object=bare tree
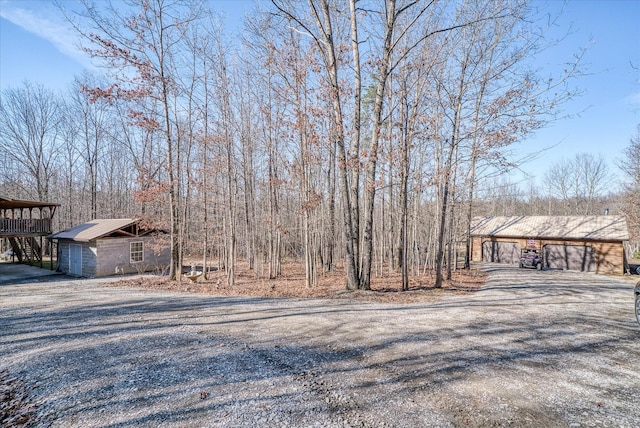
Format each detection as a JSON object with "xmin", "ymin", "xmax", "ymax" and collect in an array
[
  {"xmin": 271, "ymin": 0, "xmax": 362, "ymax": 290},
  {"xmin": 21, "ymin": 0, "xmax": 598, "ymax": 291},
  {"xmin": 71, "ymin": 0, "xmax": 203, "ymax": 280},
  {"xmin": 66, "ymin": 72, "xmax": 113, "ymax": 220},
  {"xmin": 618, "ymin": 125, "xmax": 640, "ymax": 252},
  {"xmin": 0, "ymin": 82, "xmax": 62, "ymax": 201},
  {"xmin": 430, "ymin": 0, "xmax": 585, "ymax": 285},
  {"xmin": 544, "ymin": 153, "xmax": 612, "ymax": 215}
]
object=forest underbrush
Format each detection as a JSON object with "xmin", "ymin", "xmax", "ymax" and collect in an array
[{"xmin": 112, "ymin": 262, "xmax": 487, "ymax": 304}]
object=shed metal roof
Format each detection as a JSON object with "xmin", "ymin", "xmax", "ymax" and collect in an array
[
  {"xmin": 470, "ymin": 216, "xmax": 629, "ymax": 242},
  {"xmin": 49, "ymin": 219, "xmax": 139, "ymax": 242},
  {"xmin": 0, "ymin": 195, "xmax": 60, "ymax": 210}
]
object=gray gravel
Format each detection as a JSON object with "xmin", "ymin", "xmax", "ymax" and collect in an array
[{"xmin": 1, "ymin": 265, "xmax": 639, "ymax": 427}]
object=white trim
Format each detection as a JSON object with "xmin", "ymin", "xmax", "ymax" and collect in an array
[{"xmin": 130, "ymin": 241, "xmax": 144, "ymax": 263}]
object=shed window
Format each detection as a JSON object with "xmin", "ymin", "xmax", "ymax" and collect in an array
[{"xmin": 130, "ymin": 241, "xmax": 144, "ymax": 263}]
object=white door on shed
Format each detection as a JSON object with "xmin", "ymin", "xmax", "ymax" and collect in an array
[{"xmin": 69, "ymin": 244, "xmax": 82, "ymax": 276}]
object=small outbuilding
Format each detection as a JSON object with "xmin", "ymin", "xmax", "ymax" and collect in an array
[
  {"xmin": 470, "ymin": 216, "xmax": 629, "ymax": 275},
  {"xmin": 49, "ymin": 218, "xmax": 170, "ymax": 277}
]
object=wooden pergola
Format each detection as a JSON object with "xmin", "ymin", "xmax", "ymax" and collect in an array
[{"xmin": 0, "ymin": 195, "xmax": 59, "ymax": 267}]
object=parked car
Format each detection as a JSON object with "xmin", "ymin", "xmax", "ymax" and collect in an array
[
  {"xmin": 635, "ymin": 282, "xmax": 640, "ymax": 325},
  {"xmin": 519, "ymin": 248, "xmax": 542, "ymax": 270}
]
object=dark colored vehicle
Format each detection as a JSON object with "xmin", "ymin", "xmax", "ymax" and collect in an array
[
  {"xmin": 519, "ymin": 248, "xmax": 542, "ymax": 270},
  {"xmin": 635, "ymin": 282, "xmax": 640, "ymax": 325}
]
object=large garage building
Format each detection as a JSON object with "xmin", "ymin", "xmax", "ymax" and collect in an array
[{"xmin": 470, "ymin": 216, "xmax": 629, "ymax": 274}]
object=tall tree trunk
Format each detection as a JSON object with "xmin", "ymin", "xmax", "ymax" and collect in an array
[
  {"xmin": 267, "ymin": 145, "xmax": 281, "ymax": 280},
  {"xmin": 161, "ymin": 74, "xmax": 181, "ymax": 281},
  {"xmin": 308, "ymin": 0, "xmax": 360, "ymax": 290},
  {"xmin": 225, "ymin": 141, "xmax": 236, "ymax": 287},
  {"xmin": 324, "ymin": 136, "xmax": 336, "ymax": 272},
  {"xmin": 348, "ymin": 0, "xmax": 362, "ymax": 282},
  {"xmin": 361, "ymin": 0, "xmax": 396, "ymax": 291},
  {"xmin": 399, "ymin": 79, "xmax": 410, "ymax": 291},
  {"xmin": 434, "ymin": 167, "xmax": 450, "ymax": 288}
]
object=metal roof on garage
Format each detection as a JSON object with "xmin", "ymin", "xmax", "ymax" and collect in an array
[
  {"xmin": 470, "ymin": 216, "xmax": 629, "ymax": 242},
  {"xmin": 49, "ymin": 219, "xmax": 140, "ymax": 242}
]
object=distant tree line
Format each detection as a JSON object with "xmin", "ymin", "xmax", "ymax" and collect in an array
[{"xmin": 1, "ymin": 0, "xmax": 638, "ymax": 285}]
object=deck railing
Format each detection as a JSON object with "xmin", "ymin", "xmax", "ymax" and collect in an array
[{"xmin": 0, "ymin": 218, "xmax": 52, "ymax": 235}]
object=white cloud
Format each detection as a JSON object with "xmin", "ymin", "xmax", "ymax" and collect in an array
[
  {"xmin": 0, "ymin": 1, "xmax": 93, "ymax": 69},
  {"xmin": 626, "ymin": 90, "xmax": 640, "ymax": 106}
]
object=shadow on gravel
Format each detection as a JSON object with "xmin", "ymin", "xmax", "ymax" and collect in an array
[
  {"xmin": 1, "ymin": 296, "xmax": 369, "ymax": 425},
  {"xmin": 0, "ymin": 273, "xmax": 68, "ymax": 286},
  {"xmin": 1, "ymin": 265, "xmax": 639, "ymax": 426}
]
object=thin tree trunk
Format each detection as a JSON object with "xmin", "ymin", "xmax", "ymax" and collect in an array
[
  {"xmin": 399, "ymin": 79, "xmax": 410, "ymax": 291},
  {"xmin": 361, "ymin": 0, "xmax": 396, "ymax": 291},
  {"xmin": 348, "ymin": 0, "xmax": 361, "ymax": 283},
  {"xmin": 309, "ymin": 0, "xmax": 359, "ymax": 290}
]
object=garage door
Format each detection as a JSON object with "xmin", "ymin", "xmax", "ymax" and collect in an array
[
  {"xmin": 482, "ymin": 241, "xmax": 521, "ymax": 264},
  {"xmin": 544, "ymin": 245, "xmax": 594, "ymax": 272}
]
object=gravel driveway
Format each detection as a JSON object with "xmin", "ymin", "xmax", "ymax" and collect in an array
[{"xmin": 1, "ymin": 265, "xmax": 639, "ymax": 427}]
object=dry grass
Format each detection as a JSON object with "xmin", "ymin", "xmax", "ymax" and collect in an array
[{"xmin": 112, "ymin": 262, "xmax": 486, "ymax": 304}]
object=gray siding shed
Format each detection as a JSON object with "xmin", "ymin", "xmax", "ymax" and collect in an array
[{"xmin": 50, "ymin": 219, "xmax": 170, "ymax": 277}]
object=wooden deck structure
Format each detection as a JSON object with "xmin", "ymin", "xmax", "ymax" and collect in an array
[{"xmin": 0, "ymin": 195, "xmax": 59, "ymax": 267}]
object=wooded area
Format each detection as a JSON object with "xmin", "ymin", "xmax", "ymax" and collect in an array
[{"xmin": 1, "ymin": 0, "xmax": 638, "ymax": 286}]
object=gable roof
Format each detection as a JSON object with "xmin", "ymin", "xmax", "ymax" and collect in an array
[
  {"xmin": 49, "ymin": 219, "xmax": 140, "ymax": 242},
  {"xmin": 470, "ymin": 216, "xmax": 629, "ymax": 242}
]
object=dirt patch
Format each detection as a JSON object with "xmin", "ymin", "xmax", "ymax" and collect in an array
[
  {"xmin": 1, "ymin": 370, "xmax": 39, "ymax": 427},
  {"xmin": 111, "ymin": 262, "xmax": 486, "ymax": 303}
]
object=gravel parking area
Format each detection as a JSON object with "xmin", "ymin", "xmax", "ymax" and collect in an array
[{"xmin": 1, "ymin": 265, "xmax": 639, "ymax": 427}]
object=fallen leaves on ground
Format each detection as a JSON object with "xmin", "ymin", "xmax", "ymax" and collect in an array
[
  {"xmin": 0, "ymin": 371, "xmax": 38, "ymax": 428},
  {"xmin": 112, "ymin": 262, "xmax": 486, "ymax": 304}
]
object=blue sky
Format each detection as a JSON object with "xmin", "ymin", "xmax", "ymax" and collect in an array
[
  {"xmin": 509, "ymin": 0, "xmax": 640, "ymax": 191},
  {"xmin": 0, "ymin": 0, "xmax": 252, "ymax": 88},
  {"xmin": 1, "ymin": 0, "xmax": 639, "ymax": 191}
]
